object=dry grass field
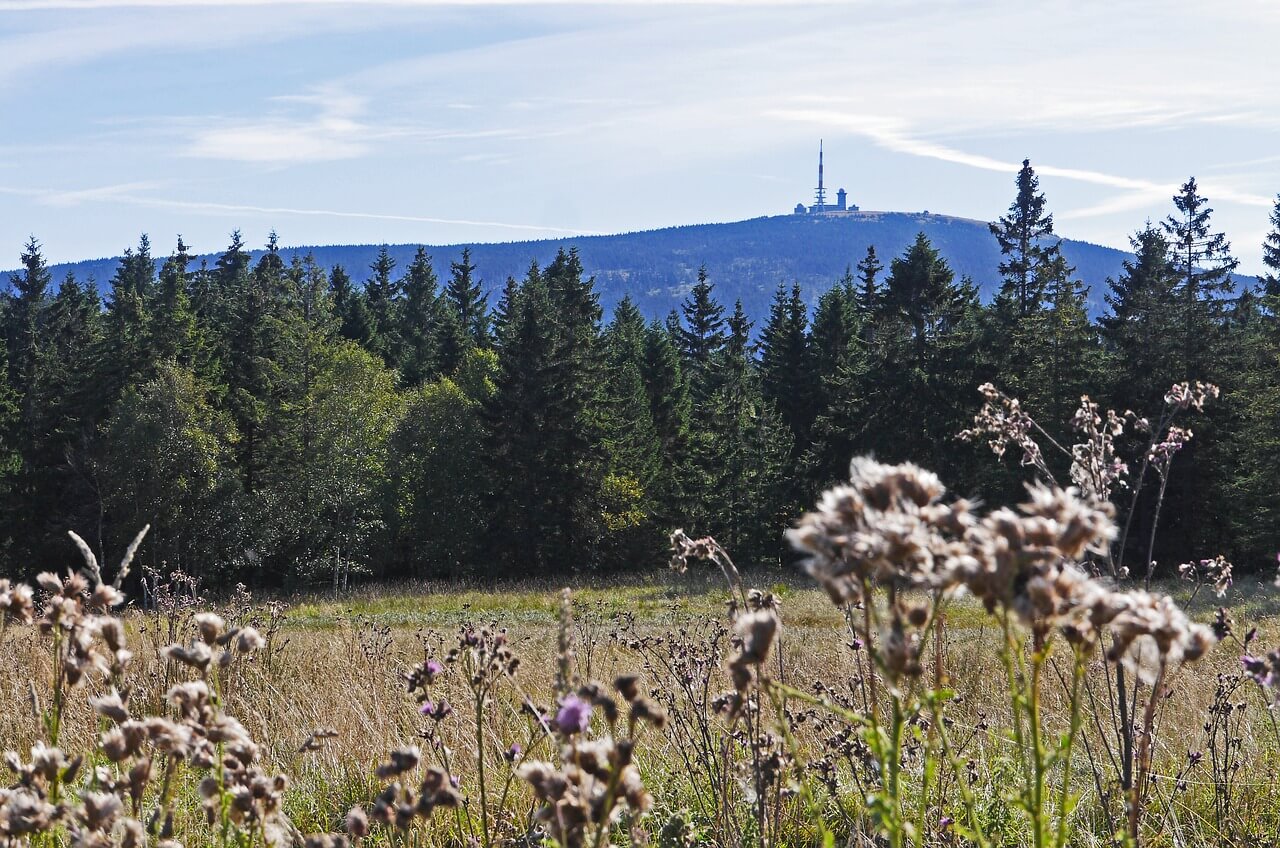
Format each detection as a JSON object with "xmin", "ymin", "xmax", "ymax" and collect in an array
[{"xmin": 4, "ymin": 556, "xmax": 1280, "ymax": 847}]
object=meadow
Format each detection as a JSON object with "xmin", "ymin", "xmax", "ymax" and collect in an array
[{"xmin": 4, "ymin": 540, "xmax": 1280, "ymax": 848}]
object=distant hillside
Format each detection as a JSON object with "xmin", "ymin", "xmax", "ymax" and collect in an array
[{"xmin": 25, "ymin": 212, "xmax": 1137, "ymax": 321}]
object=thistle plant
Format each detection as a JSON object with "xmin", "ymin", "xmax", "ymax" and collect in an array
[{"xmin": 962, "ymin": 380, "xmax": 1223, "ymax": 844}]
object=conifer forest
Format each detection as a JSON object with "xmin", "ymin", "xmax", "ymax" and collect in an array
[{"xmin": 2, "ymin": 166, "xmax": 1278, "ymax": 585}]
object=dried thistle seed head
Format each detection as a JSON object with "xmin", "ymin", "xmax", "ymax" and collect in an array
[
  {"xmin": 162, "ymin": 642, "xmax": 213, "ymax": 672},
  {"xmin": 734, "ymin": 610, "xmax": 779, "ymax": 667},
  {"xmin": 192, "ymin": 613, "xmax": 224, "ymax": 645},
  {"xmin": 630, "ymin": 697, "xmax": 667, "ymax": 729},
  {"xmin": 614, "ymin": 674, "xmax": 641, "ymax": 702},
  {"xmin": 89, "ymin": 690, "xmax": 129, "ymax": 724},
  {"xmin": 77, "ymin": 791, "xmax": 122, "ymax": 832},
  {"xmin": 345, "ymin": 806, "xmax": 369, "ymax": 839},
  {"xmin": 375, "ymin": 746, "xmax": 420, "ymax": 779},
  {"xmin": 35, "ymin": 572, "xmax": 63, "ymax": 595},
  {"xmin": 0, "ymin": 583, "xmax": 35, "ymax": 625},
  {"xmin": 236, "ymin": 628, "xmax": 265, "ymax": 653},
  {"xmin": 87, "ymin": 582, "xmax": 125, "ymax": 612},
  {"xmin": 304, "ymin": 835, "xmax": 349, "ymax": 848}
]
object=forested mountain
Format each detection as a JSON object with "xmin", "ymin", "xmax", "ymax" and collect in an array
[
  {"xmin": 30, "ymin": 212, "xmax": 1138, "ymax": 321},
  {"xmin": 3, "ymin": 165, "xmax": 1279, "ymax": 588}
]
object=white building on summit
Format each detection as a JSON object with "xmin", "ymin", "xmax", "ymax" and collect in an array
[{"xmin": 793, "ymin": 141, "xmax": 858, "ymax": 215}]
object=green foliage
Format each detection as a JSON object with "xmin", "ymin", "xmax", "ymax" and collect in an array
[{"xmin": 2, "ymin": 164, "xmax": 1279, "ymax": 581}]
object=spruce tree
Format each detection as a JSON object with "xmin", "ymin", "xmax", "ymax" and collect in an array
[
  {"xmin": 1161, "ymin": 177, "xmax": 1238, "ymax": 379},
  {"xmin": 599, "ymin": 297, "xmax": 664, "ymax": 566},
  {"xmin": 990, "ymin": 158, "xmax": 1059, "ymax": 314},
  {"xmin": 759, "ymin": 282, "xmax": 814, "ymax": 444},
  {"xmin": 96, "ymin": 236, "xmax": 158, "ymax": 416},
  {"xmin": 1261, "ymin": 194, "xmax": 1280, "ymax": 297},
  {"xmin": 330, "ymin": 264, "xmax": 375, "ymax": 347},
  {"xmin": 365, "ymin": 246, "xmax": 402, "ymax": 367},
  {"xmin": 151, "ymin": 237, "xmax": 206, "ymax": 372},
  {"xmin": 481, "ymin": 256, "xmax": 608, "ymax": 573},
  {"xmin": 855, "ymin": 246, "xmax": 882, "ymax": 315},
  {"xmin": 398, "ymin": 247, "xmax": 443, "ymax": 386},
  {"xmin": 1101, "ymin": 224, "xmax": 1181, "ymax": 407},
  {"xmin": 446, "ymin": 247, "xmax": 490, "ymax": 347},
  {"xmin": 677, "ymin": 266, "xmax": 726, "ymax": 403}
]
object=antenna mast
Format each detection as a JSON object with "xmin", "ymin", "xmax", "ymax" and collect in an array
[{"xmin": 814, "ymin": 140, "xmax": 827, "ymax": 210}]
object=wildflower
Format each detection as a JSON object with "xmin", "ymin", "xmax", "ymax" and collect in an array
[{"xmin": 555, "ymin": 694, "xmax": 592, "ymax": 735}]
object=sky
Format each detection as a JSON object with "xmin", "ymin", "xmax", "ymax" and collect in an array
[{"xmin": 2, "ymin": 0, "xmax": 1279, "ymax": 274}]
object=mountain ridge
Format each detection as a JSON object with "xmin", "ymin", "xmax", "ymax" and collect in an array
[{"xmin": 15, "ymin": 212, "xmax": 1140, "ymax": 320}]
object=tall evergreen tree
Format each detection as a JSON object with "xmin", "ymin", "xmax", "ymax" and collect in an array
[
  {"xmin": 990, "ymin": 159, "xmax": 1059, "ymax": 314},
  {"xmin": 365, "ymin": 246, "xmax": 402, "ymax": 367},
  {"xmin": 678, "ymin": 267, "xmax": 726, "ymax": 403},
  {"xmin": 151, "ymin": 237, "xmax": 206, "ymax": 373},
  {"xmin": 330, "ymin": 264, "xmax": 375, "ymax": 348},
  {"xmin": 445, "ymin": 247, "xmax": 490, "ymax": 347},
  {"xmin": 1161, "ymin": 177, "xmax": 1238, "ymax": 379},
  {"xmin": 481, "ymin": 255, "xmax": 608, "ymax": 573},
  {"xmin": 855, "ymin": 246, "xmax": 882, "ymax": 315},
  {"xmin": 398, "ymin": 247, "xmax": 443, "ymax": 386},
  {"xmin": 1260, "ymin": 194, "xmax": 1280, "ymax": 297},
  {"xmin": 759, "ymin": 282, "xmax": 814, "ymax": 445},
  {"xmin": 1101, "ymin": 224, "xmax": 1182, "ymax": 407}
]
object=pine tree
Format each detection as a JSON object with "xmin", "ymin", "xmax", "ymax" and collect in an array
[
  {"xmin": 677, "ymin": 266, "xmax": 726, "ymax": 402},
  {"xmin": 1161, "ymin": 177, "xmax": 1238, "ymax": 379},
  {"xmin": 990, "ymin": 159, "xmax": 1059, "ymax": 314},
  {"xmin": 639, "ymin": 318, "xmax": 691, "ymax": 523},
  {"xmin": 759, "ymin": 282, "xmax": 814, "ymax": 444},
  {"xmin": 445, "ymin": 247, "xmax": 490, "ymax": 347},
  {"xmin": 398, "ymin": 247, "xmax": 443, "ymax": 386},
  {"xmin": 330, "ymin": 264, "xmax": 375, "ymax": 348},
  {"xmin": 364, "ymin": 246, "xmax": 402, "ymax": 367},
  {"xmin": 1101, "ymin": 224, "xmax": 1183, "ymax": 407},
  {"xmin": 855, "ymin": 246, "xmax": 882, "ymax": 315},
  {"xmin": 1261, "ymin": 194, "xmax": 1280, "ymax": 297}
]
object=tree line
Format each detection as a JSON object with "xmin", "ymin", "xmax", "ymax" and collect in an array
[{"xmin": 3, "ymin": 161, "xmax": 1280, "ymax": 585}]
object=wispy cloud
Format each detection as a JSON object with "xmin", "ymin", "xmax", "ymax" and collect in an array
[
  {"xmin": 183, "ymin": 91, "xmax": 370, "ymax": 163},
  {"xmin": 0, "ymin": 183, "xmax": 600, "ymax": 235}
]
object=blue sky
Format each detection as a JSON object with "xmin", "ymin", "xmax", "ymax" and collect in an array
[{"xmin": 3, "ymin": 0, "xmax": 1279, "ymax": 273}]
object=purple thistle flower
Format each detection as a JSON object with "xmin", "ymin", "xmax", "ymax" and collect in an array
[
  {"xmin": 555, "ymin": 694, "xmax": 592, "ymax": 735},
  {"xmin": 426, "ymin": 660, "xmax": 444, "ymax": 681}
]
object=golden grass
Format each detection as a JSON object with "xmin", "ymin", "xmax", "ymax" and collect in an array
[{"xmin": 4, "ymin": 567, "xmax": 1280, "ymax": 845}]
